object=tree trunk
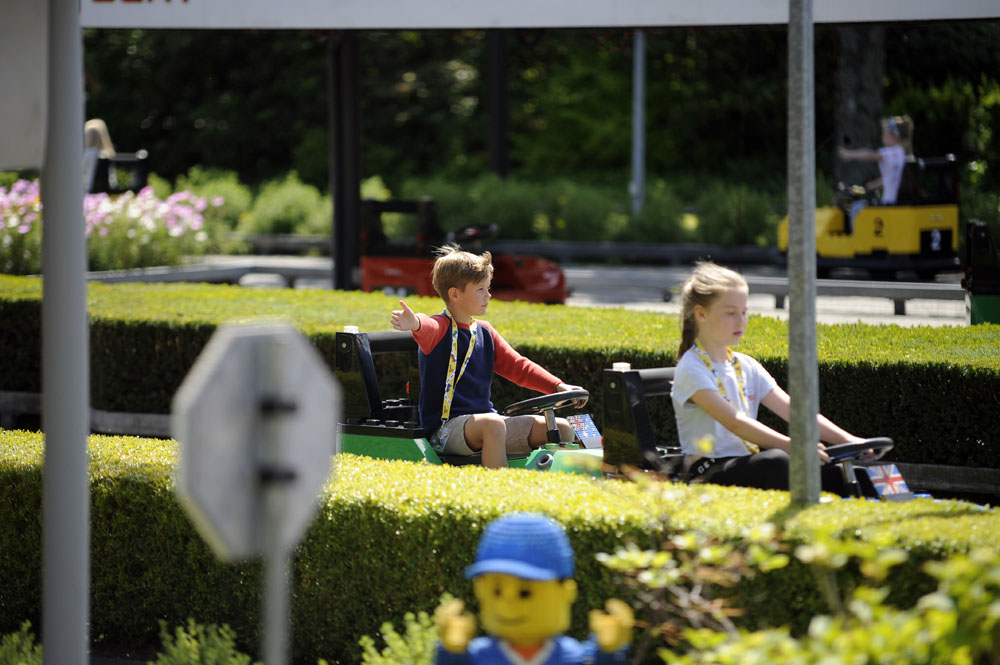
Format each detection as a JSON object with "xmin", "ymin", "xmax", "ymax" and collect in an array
[{"xmin": 834, "ymin": 24, "xmax": 885, "ymax": 188}]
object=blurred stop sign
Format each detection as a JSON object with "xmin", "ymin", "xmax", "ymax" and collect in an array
[{"xmin": 172, "ymin": 323, "xmax": 341, "ymax": 561}]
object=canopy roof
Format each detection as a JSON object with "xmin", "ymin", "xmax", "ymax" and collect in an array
[{"xmin": 81, "ymin": 0, "xmax": 1000, "ymax": 30}]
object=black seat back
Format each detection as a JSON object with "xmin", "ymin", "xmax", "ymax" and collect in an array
[
  {"xmin": 335, "ymin": 330, "xmax": 419, "ymax": 422},
  {"xmin": 602, "ymin": 367, "xmax": 679, "ymax": 470}
]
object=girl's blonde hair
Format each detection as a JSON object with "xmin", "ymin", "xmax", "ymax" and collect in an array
[
  {"xmin": 883, "ymin": 114, "xmax": 914, "ymax": 156},
  {"xmin": 84, "ymin": 118, "xmax": 116, "ymax": 158},
  {"xmin": 431, "ymin": 243, "xmax": 494, "ymax": 304},
  {"xmin": 677, "ymin": 261, "xmax": 748, "ymax": 358}
]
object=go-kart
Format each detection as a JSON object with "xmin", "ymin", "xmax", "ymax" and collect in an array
[
  {"xmin": 358, "ymin": 198, "xmax": 568, "ymax": 304},
  {"xmin": 777, "ymin": 155, "xmax": 960, "ymax": 279},
  {"xmin": 602, "ymin": 365, "xmax": 916, "ymax": 500},
  {"xmin": 335, "ymin": 329, "xmax": 600, "ymax": 475},
  {"xmin": 335, "ymin": 329, "xmax": 917, "ymax": 499}
]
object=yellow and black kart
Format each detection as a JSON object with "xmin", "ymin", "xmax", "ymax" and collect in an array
[{"xmin": 779, "ymin": 156, "xmax": 960, "ymax": 279}]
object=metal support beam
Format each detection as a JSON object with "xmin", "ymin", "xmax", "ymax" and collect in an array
[
  {"xmin": 329, "ymin": 31, "xmax": 361, "ymax": 290},
  {"xmin": 42, "ymin": 0, "xmax": 90, "ymax": 662},
  {"xmin": 787, "ymin": 0, "xmax": 820, "ymax": 503},
  {"xmin": 488, "ymin": 30, "xmax": 509, "ymax": 177},
  {"xmin": 630, "ymin": 28, "xmax": 646, "ymax": 216}
]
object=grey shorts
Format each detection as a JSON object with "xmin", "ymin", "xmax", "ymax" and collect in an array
[{"xmin": 430, "ymin": 414, "xmax": 537, "ymax": 456}]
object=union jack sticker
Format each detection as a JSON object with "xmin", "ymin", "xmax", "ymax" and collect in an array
[{"xmin": 865, "ymin": 464, "xmax": 912, "ymax": 497}]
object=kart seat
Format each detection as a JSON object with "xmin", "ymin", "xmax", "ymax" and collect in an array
[
  {"xmin": 335, "ymin": 329, "xmax": 423, "ymax": 426},
  {"xmin": 601, "ymin": 366, "xmax": 683, "ymax": 475}
]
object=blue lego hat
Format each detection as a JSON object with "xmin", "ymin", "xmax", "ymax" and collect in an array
[{"xmin": 465, "ymin": 513, "xmax": 574, "ymax": 581}]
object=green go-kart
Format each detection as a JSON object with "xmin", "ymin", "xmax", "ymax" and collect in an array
[
  {"xmin": 335, "ymin": 329, "xmax": 911, "ymax": 500},
  {"xmin": 334, "ymin": 329, "xmax": 604, "ymax": 475}
]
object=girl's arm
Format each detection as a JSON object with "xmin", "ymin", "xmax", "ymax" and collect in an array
[
  {"xmin": 689, "ymin": 388, "xmax": 792, "ymax": 453},
  {"xmin": 760, "ymin": 385, "xmax": 864, "ymax": 444},
  {"xmin": 838, "ymin": 146, "xmax": 881, "ymax": 162}
]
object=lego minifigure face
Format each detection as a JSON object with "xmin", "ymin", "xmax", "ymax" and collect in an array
[{"xmin": 473, "ymin": 573, "xmax": 578, "ymax": 647}]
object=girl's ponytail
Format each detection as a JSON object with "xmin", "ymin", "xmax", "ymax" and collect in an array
[{"xmin": 678, "ymin": 308, "xmax": 699, "ymax": 359}]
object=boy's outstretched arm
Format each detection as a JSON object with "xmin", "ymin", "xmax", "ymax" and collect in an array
[{"xmin": 391, "ymin": 300, "xmax": 421, "ymax": 332}]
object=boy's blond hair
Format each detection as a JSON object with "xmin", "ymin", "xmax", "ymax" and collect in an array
[{"xmin": 431, "ymin": 244, "xmax": 494, "ymax": 303}]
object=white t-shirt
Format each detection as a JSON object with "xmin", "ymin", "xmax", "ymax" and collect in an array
[
  {"xmin": 878, "ymin": 145, "xmax": 907, "ymax": 205},
  {"xmin": 671, "ymin": 347, "xmax": 777, "ymax": 458}
]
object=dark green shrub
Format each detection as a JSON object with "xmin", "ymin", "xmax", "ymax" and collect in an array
[
  {"xmin": 2, "ymin": 276, "xmax": 999, "ymax": 468},
  {"xmin": 693, "ymin": 182, "xmax": 780, "ymax": 247},
  {"xmin": 237, "ymin": 172, "xmax": 331, "ymax": 236},
  {"xmin": 2, "ymin": 430, "xmax": 999, "ymax": 664},
  {"xmin": 624, "ymin": 179, "xmax": 688, "ymax": 243},
  {"xmin": 175, "ymin": 167, "xmax": 254, "ymax": 232}
]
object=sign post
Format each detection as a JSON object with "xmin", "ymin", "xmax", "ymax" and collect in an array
[{"xmin": 172, "ymin": 323, "xmax": 341, "ymax": 665}]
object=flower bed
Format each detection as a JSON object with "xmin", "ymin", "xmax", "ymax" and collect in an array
[{"xmin": 0, "ymin": 179, "xmax": 219, "ymax": 274}]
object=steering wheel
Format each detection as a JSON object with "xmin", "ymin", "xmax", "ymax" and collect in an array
[
  {"xmin": 823, "ymin": 437, "xmax": 894, "ymax": 463},
  {"xmin": 503, "ymin": 390, "xmax": 589, "ymax": 417},
  {"xmin": 503, "ymin": 390, "xmax": 589, "ymax": 445}
]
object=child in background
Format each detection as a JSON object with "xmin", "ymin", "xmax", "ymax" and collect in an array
[
  {"xmin": 838, "ymin": 114, "xmax": 914, "ymax": 229},
  {"xmin": 670, "ymin": 262, "xmax": 866, "ymax": 493},
  {"xmin": 83, "ymin": 118, "xmax": 116, "ymax": 193},
  {"xmin": 391, "ymin": 244, "xmax": 585, "ymax": 469}
]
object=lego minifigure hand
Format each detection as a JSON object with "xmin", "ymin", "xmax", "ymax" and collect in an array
[
  {"xmin": 589, "ymin": 599, "xmax": 634, "ymax": 653},
  {"xmin": 435, "ymin": 598, "xmax": 476, "ymax": 653}
]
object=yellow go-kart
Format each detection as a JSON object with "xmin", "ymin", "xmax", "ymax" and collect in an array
[{"xmin": 778, "ymin": 156, "xmax": 960, "ymax": 279}]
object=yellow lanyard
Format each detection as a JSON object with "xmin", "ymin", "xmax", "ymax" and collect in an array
[
  {"xmin": 692, "ymin": 341, "xmax": 759, "ymax": 454},
  {"xmin": 441, "ymin": 310, "xmax": 478, "ymax": 422}
]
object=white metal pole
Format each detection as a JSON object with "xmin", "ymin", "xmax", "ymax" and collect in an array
[
  {"xmin": 41, "ymin": 0, "xmax": 90, "ymax": 662},
  {"xmin": 630, "ymin": 28, "xmax": 646, "ymax": 217},
  {"xmin": 787, "ymin": 0, "xmax": 820, "ymax": 503}
]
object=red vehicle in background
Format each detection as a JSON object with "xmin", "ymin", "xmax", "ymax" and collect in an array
[{"xmin": 359, "ymin": 198, "xmax": 568, "ymax": 304}]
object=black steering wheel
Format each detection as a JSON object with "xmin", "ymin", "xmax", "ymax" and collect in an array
[
  {"xmin": 503, "ymin": 390, "xmax": 589, "ymax": 445},
  {"xmin": 503, "ymin": 390, "xmax": 589, "ymax": 417},
  {"xmin": 823, "ymin": 437, "xmax": 894, "ymax": 463}
]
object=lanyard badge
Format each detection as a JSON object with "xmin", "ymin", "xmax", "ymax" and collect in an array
[
  {"xmin": 692, "ymin": 341, "xmax": 759, "ymax": 454},
  {"xmin": 441, "ymin": 310, "xmax": 478, "ymax": 422}
]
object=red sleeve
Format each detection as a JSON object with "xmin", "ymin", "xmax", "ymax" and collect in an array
[
  {"xmin": 488, "ymin": 324, "xmax": 563, "ymax": 394},
  {"xmin": 411, "ymin": 313, "xmax": 449, "ymax": 354}
]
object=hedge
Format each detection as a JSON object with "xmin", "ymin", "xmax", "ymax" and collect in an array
[
  {"xmin": 1, "ymin": 275, "xmax": 999, "ymax": 468},
  {"xmin": 1, "ymin": 430, "xmax": 998, "ymax": 663}
]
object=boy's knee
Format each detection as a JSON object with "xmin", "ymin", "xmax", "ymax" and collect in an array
[{"xmin": 473, "ymin": 413, "xmax": 506, "ymax": 437}]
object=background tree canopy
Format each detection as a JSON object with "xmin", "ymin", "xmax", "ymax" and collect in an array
[{"xmin": 83, "ymin": 23, "xmax": 1000, "ymax": 199}]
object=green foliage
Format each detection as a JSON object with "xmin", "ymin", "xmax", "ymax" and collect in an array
[
  {"xmin": 0, "ymin": 172, "xmax": 23, "ymax": 190},
  {"xmin": 150, "ymin": 620, "xmax": 257, "ymax": 665},
  {"xmin": 0, "ymin": 623, "xmax": 42, "ymax": 665},
  {"xmin": 2, "ymin": 430, "xmax": 999, "ymax": 664},
  {"xmin": 356, "ymin": 607, "xmax": 440, "ymax": 665},
  {"xmin": 660, "ymin": 547, "xmax": 1000, "ymax": 665},
  {"xmin": 692, "ymin": 183, "xmax": 781, "ymax": 247},
  {"xmin": 79, "ymin": 23, "xmax": 1000, "ymax": 231},
  {"xmin": 176, "ymin": 166, "xmax": 254, "ymax": 230},
  {"xmin": 173, "ymin": 166, "xmax": 254, "ymax": 254},
  {"xmin": 1, "ymin": 275, "xmax": 999, "ymax": 465},
  {"xmin": 623, "ymin": 180, "xmax": 687, "ymax": 243},
  {"xmin": 399, "ymin": 173, "xmax": 777, "ymax": 245},
  {"xmin": 237, "ymin": 172, "xmax": 332, "ymax": 236}
]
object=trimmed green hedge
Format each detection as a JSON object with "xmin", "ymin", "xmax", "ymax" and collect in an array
[
  {"xmin": 1, "ymin": 430, "xmax": 998, "ymax": 663},
  {"xmin": 1, "ymin": 275, "xmax": 999, "ymax": 468}
]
